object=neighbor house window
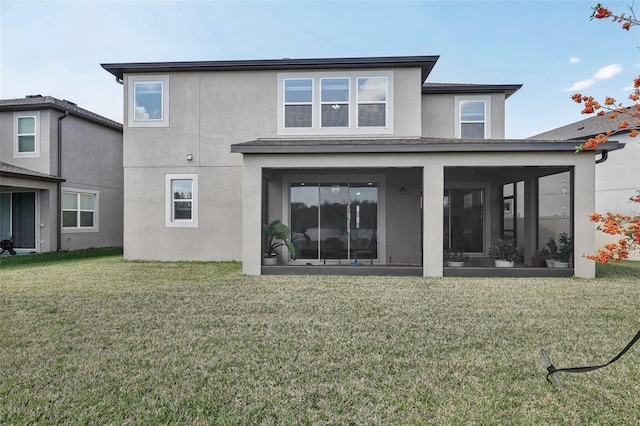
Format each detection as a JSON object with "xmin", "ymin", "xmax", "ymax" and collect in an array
[
  {"xmin": 13, "ymin": 112, "xmax": 40, "ymax": 158},
  {"xmin": 357, "ymin": 77, "xmax": 387, "ymax": 127},
  {"xmin": 284, "ymin": 79, "xmax": 313, "ymax": 128},
  {"xmin": 127, "ymin": 75, "xmax": 170, "ymax": 127},
  {"xmin": 165, "ymin": 174, "xmax": 198, "ymax": 227},
  {"xmin": 62, "ymin": 190, "xmax": 97, "ymax": 230},
  {"xmin": 321, "ymin": 78, "xmax": 349, "ymax": 127},
  {"xmin": 278, "ymin": 71, "xmax": 393, "ymax": 136}
]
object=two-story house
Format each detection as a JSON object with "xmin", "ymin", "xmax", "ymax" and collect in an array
[
  {"xmin": 101, "ymin": 55, "xmax": 624, "ymax": 278},
  {"xmin": 0, "ymin": 95, "xmax": 123, "ymax": 254}
]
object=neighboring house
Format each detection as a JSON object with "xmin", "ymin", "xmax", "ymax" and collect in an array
[
  {"xmin": 531, "ymin": 110, "xmax": 639, "ymax": 260},
  {"xmin": 0, "ymin": 95, "xmax": 123, "ymax": 253},
  {"xmin": 101, "ymin": 55, "xmax": 623, "ymax": 278}
]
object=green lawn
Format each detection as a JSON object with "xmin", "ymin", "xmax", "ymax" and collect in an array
[{"xmin": 1, "ymin": 249, "xmax": 639, "ymax": 424}]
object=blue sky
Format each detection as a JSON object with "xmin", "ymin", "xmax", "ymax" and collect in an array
[{"xmin": 1, "ymin": 0, "xmax": 638, "ymax": 138}]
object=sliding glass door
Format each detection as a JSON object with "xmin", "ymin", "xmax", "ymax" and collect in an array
[
  {"xmin": 0, "ymin": 192, "xmax": 36, "ymax": 249},
  {"xmin": 444, "ymin": 188, "xmax": 484, "ymax": 253},
  {"xmin": 290, "ymin": 182, "xmax": 377, "ymax": 262}
]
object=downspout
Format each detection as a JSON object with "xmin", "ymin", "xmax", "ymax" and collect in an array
[
  {"xmin": 57, "ymin": 111, "xmax": 69, "ymax": 251},
  {"xmin": 595, "ymin": 150, "xmax": 608, "ymax": 164}
]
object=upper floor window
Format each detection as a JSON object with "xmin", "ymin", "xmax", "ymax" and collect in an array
[
  {"xmin": 455, "ymin": 96, "xmax": 491, "ymax": 139},
  {"xmin": 165, "ymin": 174, "xmax": 198, "ymax": 228},
  {"xmin": 62, "ymin": 190, "xmax": 98, "ymax": 230},
  {"xmin": 13, "ymin": 112, "xmax": 40, "ymax": 158},
  {"xmin": 278, "ymin": 71, "xmax": 393, "ymax": 136},
  {"xmin": 127, "ymin": 75, "xmax": 170, "ymax": 127}
]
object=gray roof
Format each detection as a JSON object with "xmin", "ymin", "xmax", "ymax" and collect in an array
[
  {"xmin": 0, "ymin": 95, "xmax": 122, "ymax": 130},
  {"xmin": 0, "ymin": 162, "xmax": 65, "ymax": 183},
  {"xmin": 231, "ymin": 137, "xmax": 624, "ymax": 154},
  {"xmin": 422, "ymin": 82, "xmax": 522, "ymax": 99},
  {"xmin": 102, "ymin": 55, "xmax": 440, "ymax": 83},
  {"xmin": 529, "ymin": 106, "xmax": 639, "ymax": 140}
]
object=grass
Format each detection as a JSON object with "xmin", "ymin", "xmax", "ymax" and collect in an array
[{"xmin": 1, "ymin": 250, "xmax": 639, "ymax": 424}]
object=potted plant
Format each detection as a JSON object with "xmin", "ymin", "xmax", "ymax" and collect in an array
[
  {"xmin": 444, "ymin": 249, "xmax": 468, "ymax": 267},
  {"xmin": 263, "ymin": 220, "xmax": 298, "ymax": 265},
  {"xmin": 489, "ymin": 239, "xmax": 524, "ymax": 267},
  {"xmin": 546, "ymin": 233, "xmax": 573, "ymax": 268},
  {"xmin": 531, "ymin": 248, "xmax": 548, "ymax": 268}
]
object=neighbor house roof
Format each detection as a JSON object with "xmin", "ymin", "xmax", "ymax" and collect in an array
[
  {"xmin": 101, "ymin": 55, "xmax": 441, "ymax": 83},
  {"xmin": 529, "ymin": 106, "xmax": 639, "ymax": 140},
  {"xmin": 231, "ymin": 137, "xmax": 625, "ymax": 154},
  {"xmin": 0, "ymin": 95, "xmax": 122, "ymax": 131},
  {"xmin": 422, "ymin": 82, "xmax": 522, "ymax": 99},
  {"xmin": 0, "ymin": 162, "xmax": 65, "ymax": 183}
]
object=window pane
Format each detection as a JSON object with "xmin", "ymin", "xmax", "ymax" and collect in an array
[
  {"xmin": 174, "ymin": 201, "xmax": 192, "ymax": 220},
  {"xmin": 80, "ymin": 194, "xmax": 95, "ymax": 210},
  {"xmin": 285, "ymin": 105, "xmax": 312, "ymax": 127},
  {"xmin": 18, "ymin": 117, "xmax": 35, "ymax": 134},
  {"xmin": 62, "ymin": 193, "xmax": 78, "ymax": 209},
  {"xmin": 358, "ymin": 104, "xmax": 386, "ymax": 127},
  {"xmin": 461, "ymin": 101, "xmax": 485, "ymax": 121},
  {"xmin": 63, "ymin": 211, "xmax": 77, "ymax": 227},
  {"xmin": 358, "ymin": 77, "xmax": 386, "ymax": 102},
  {"xmin": 172, "ymin": 180, "xmax": 192, "ymax": 200},
  {"xmin": 18, "ymin": 135, "xmax": 35, "ymax": 153},
  {"xmin": 461, "ymin": 122, "xmax": 484, "ymax": 138},
  {"xmin": 134, "ymin": 81, "xmax": 163, "ymax": 120},
  {"xmin": 284, "ymin": 79, "xmax": 312, "ymax": 103},
  {"xmin": 321, "ymin": 78, "xmax": 349, "ymax": 102},
  {"xmin": 80, "ymin": 211, "xmax": 94, "ymax": 227},
  {"xmin": 321, "ymin": 104, "xmax": 348, "ymax": 127}
]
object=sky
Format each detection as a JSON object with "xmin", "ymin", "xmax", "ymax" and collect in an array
[{"xmin": 1, "ymin": 0, "xmax": 639, "ymax": 139}]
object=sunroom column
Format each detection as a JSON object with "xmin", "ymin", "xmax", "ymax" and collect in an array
[
  {"xmin": 423, "ymin": 163, "xmax": 444, "ymax": 277},
  {"xmin": 242, "ymin": 156, "xmax": 263, "ymax": 275},
  {"xmin": 574, "ymin": 156, "xmax": 596, "ymax": 278},
  {"xmin": 523, "ymin": 177, "xmax": 538, "ymax": 264}
]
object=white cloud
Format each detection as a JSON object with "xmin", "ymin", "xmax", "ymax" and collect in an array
[
  {"xmin": 569, "ymin": 57, "xmax": 580, "ymax": 64},
  {"xmin": 565, "ymin": 79, "xmax": 595, "ymax": 92},
  {"xmin": 593, "ymin": 64, "xmax": 622, "ymax": 80}
]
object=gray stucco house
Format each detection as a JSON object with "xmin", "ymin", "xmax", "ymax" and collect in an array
[
  {"xmin": 101, "ymin": 55, "xmax": 624, "ymax": 278},
  {"xmin": 0, "ymin": 95, "xmax": 123, "ymax": 253}
]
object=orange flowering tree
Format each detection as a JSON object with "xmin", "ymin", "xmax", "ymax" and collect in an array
[{"xmin": 571, "ymin": 3, "xmax": 640, "ymax": 263}]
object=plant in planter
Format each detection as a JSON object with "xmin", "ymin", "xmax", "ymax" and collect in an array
[
  {"xmin": 489, "ymin": 239, "xmax": 524, "ymax": 267},
  {"xmin": 531, "ymin": 248, "xmax": 548, "ymax": 267},
  {"xmin": 546, "ymin": 233, "xmax": 573, "ymax": 268},
  {"xmin": 444, "ymin": 249, "xmax": 468, "ymax": 267},
  {"xmin": 263, "ymin": 220, "xmax": 298, "ymax": 265}
]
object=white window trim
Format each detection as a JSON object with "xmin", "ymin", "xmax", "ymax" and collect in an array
[
  {"xmin": 320, "ymin": 77, "xmax": 350, "ymax": 129},
  {"xmin": 165, "ymin": 174, "xmax": 198, "ymax": 228},
  {"xmin": 356, "ymin": 76, "xmax": 388, "ymax": 129},
  {"xmin": 127, "ymin": 75, "xmax": 170, "ymax": 128},
  {"xmin": 61, "ymin": 188, "xmax": 99, "ymax": 233},
  {"xmin": 277, "ymin": 70, "xmax": 394, "ymax": 136},
  {"xmin": 454, "ymin": 95, "xmax": 491, "ymax": 139},
  {"xmin": 13, "ymin": 112, "xmax": 40, "ymax": 158}
]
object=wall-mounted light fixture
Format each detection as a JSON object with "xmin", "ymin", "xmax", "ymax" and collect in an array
[
  {"xmin": 400, "ymin": 187, "xmax": 407, "ymax": 195},
  {"xmin": 186, "ymin": 154, "xmax": 193, "ymax": 161}
]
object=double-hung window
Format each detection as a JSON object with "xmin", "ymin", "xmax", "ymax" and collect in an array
[
  {"xmin": 456, "ymin": 96, "xmax": 490, "ymax": 139},
  {"xmin": 62, "ymin": 190, "xmax": 97, "ymax": 230},
  {"xmin": 128, "ymin": 75, "xmax": 170, "ymax": 127},
  {"xmin": 321, "ymin": 78, "xmax": 349, "ymax": 127},
  {"xmin": 165, "ymin": 174, "xmax": 198, "ymax": 227},
  {"xmin": 13, "ymin": 112, "xmax": 40, "ymax": 158},
  {"xmin": 284, "ymin": 79, "xmax": 313, "ymax": 128},
  {"xmin": 357, "ymin": 77, "xmax": 387, "ymax": 127}
]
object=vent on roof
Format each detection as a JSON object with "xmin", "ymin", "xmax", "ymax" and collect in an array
[
  {"xmin": 63, "ymin": 99, "xmax": 77, "ymax": 106},
  {"xmin": 26, "ymin": 94, "xmax": 42, "ymax": 98},
  {"xmin": 577, "ymin": 127, "xmax": 585, "ymax": 130}
]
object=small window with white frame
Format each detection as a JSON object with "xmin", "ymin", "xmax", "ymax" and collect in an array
[
  {"xmin": 165, "ymin": 174, "xmax": 198, "ymax": 228},
  {"xmin": 284, "ymin": 78, "xmax": 313, "ymax": 128},
  {"xmin": 321, "ymin": 78, "xmax": 349, "ymax": 127},
  {"xmin": 455, "ymin": 96, "xmax": 490, "ymax": 139},
  {"xmin": 62, "ymin": 190, "xmax": 98, "ymax": 230},
  {"xmin": 127, "ymin": 75, "xmax": 170, "ymax": 127},
  {"xmin": 13, "ymin": 112, "xmax": 40, "ymax": 157},
  {"xmin": 357, "ymin": 77, "xmax": 387, "ymax": 127}
]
